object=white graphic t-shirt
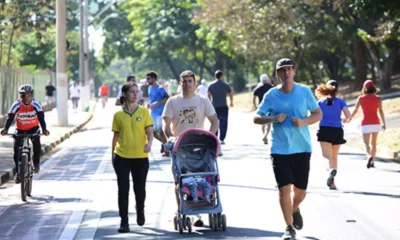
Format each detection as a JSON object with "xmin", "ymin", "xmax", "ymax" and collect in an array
[{"xmin": 162, "ymin": 94, "xmax": 216, "ymax": 137}]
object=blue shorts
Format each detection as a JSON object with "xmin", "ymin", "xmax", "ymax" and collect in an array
[{"xmin": 151, "ymin": 115, "xmax": 162, "ymax": 133}]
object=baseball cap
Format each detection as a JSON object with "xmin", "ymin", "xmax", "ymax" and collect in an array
[
  {"xmin": 201, "ymin": 79, "xmax": 206, "ymax": 84},
  {"xmin": 363, "ymin": 80, "xmax": 375, "ymax": 88},
  {"xmin": 276, "ymin": 58, "xmax": 294, "ymax": 71},
  {"xmin": 326, "ymin": 80, "xmax": 338, "ymax": 89},
  {"xmin": 260, "ymin": 74, "xmax": 269, "ymax": 82}
]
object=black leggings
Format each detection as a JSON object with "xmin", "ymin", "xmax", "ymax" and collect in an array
[
  {"xmin": 13, "ymin": 131, "xmax": 41, "ymax": 167},
  {"xmin": 113, "ymin": 155, "xmax": 149, "ymax": 225}
]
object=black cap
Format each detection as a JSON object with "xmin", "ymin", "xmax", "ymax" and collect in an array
[
  {"xmin": 276, "ymin": 58, "xmax": 294, "ymax": 71},
  {"xmin": 326, "ymin": 79, "xmax": 338, "ymax": 89}
]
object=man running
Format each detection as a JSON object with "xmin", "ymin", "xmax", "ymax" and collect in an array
[
  {"xmin": 147, "ymin": 71, "xmax": 169, "ymax": 156},
  {"xmin": 162, "ymin": 70, "xmax": 219, "ymax": 228},
  {"xmin": 207, "ymin": 70, "xmax": 233, "ymax": 144},
  {"xmin": 254, "ymin": 58, "xmax": 322, "ymax": 240},
  {"xmin": 253, "ymin": 74, "xmax": 274, "ymax": 144}
]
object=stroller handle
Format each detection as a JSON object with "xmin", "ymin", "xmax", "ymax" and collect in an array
[{"xmin": 180, "ymin": 172, "xmax": 218, "ymax": 178}]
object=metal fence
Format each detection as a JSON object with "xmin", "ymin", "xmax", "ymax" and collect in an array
[{"xmin": 0, "ymin": 67, "xmax": 55, "ymax": 116}]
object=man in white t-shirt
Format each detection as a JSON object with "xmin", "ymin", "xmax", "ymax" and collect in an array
[
  {"xmin": 196, "ymin": 79, "xmax": 208, "ymax": 96},
  {"xmin": 69, "ymin": 81, "xmax": 80, "ymax": 109},
  {"xmin": 162, "ymin": 70, "xmax": 219, "ymax": 228}
]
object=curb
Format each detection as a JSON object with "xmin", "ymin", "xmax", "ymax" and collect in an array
[{"xmin": 0, "ymin": 102, "xmax": 97, "ymax": 185}]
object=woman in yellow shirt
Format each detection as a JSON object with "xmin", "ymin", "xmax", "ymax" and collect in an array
[{"xmin": 112, "ymin": 82, "xmax": 153, "ymax": 233}]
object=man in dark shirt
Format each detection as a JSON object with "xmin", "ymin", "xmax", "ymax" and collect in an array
[
  {"xmin": 208, "ymin": 70, "xmax": 233, "ymax": 144},
  {"xmin": 45, "ymin": 81, "xmax": 56, "ymax": 106},
  {"xmin": 253, "ymin": 74, "xmax": 274, "ymax": 144}
]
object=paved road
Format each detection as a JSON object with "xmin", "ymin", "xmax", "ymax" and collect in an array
[{"xmin": 0, "ymin": 101, "xmax": 399, "ymax": 240}]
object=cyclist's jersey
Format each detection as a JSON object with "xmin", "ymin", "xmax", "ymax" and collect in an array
[
  {"xmin": 99, "ymin": 85, "xmax": 109, "ymax": 96},
  {"xmin": 8, "ymin": 99, "xmax": 43, "ymax": 131}
]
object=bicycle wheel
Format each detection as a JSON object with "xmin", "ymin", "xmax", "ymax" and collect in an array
[
  {"xmin": 27, "ymin": 160, "xmax": 32, "ymax": 197},
  {"xmin": 20, "ymin": 153, "xmax": 28, "ymax": 201}
]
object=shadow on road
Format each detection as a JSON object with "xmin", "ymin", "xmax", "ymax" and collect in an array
[{"xmin": 342, "ymin": 191, "xmax": 400, "ymax": 199}]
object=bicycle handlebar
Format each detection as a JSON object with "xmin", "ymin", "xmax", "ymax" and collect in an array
[{"xmin": 5, "ymin": 133, "xmax": 43, "ymax": 137}]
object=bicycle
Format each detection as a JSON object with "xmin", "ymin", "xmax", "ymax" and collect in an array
[{"xmin": 8, "ymin": 133, "xmax": 41, "ymax": 201}]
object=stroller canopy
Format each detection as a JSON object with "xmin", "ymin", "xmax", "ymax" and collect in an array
[{"xmin": 173, "ymin": 128, "xmax": 220, "ymax": 158}]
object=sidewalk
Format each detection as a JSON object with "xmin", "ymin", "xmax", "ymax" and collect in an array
[{"xmin": 0, "ymin": 101, "xmax": 97, "ymax": 185}]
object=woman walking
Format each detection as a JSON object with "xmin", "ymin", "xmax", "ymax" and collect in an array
[
  {"xmin": 112, "ymin": 82, "xmax": 154, "ymax": 233},
  {"xmin": 315, "ymin": 80, "xmax": 351, "ymax": 190},
  {"xmin": 350, "ymin": 80, "xmax": 386, "ymax": 169}
]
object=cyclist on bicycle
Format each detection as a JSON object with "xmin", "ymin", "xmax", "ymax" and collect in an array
[{"xmin": 0, "ymin": 84, "xmax": 50, "ymax": 183}]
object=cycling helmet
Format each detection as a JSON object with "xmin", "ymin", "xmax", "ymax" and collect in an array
[{"xmin": 18, "ymin": 84, "xmax": 34, "ymax": 93}]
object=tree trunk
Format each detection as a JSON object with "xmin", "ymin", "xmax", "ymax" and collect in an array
[
  {"xmin": 6, "ymin": 22, "xmax": 16, "ymax": 67},
  {"xmin": 324, "ymin": 53, "xmax": 340, "ymax": 80},
  {"xmin": 381, "ymin": 42, "xmax": 399, "ymax": 91},
  {"xmin": 164, "ymin": 53, "xmax": 180, "ymax": 80},
  {"xmin": 0, "ymin": 33, "xmax": 3, "ymax": 66},
  {"xmin": 353, "ymin": 39, "xmax": 367, "ymax": 91}
]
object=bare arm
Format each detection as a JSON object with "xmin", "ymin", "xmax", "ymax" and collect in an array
[
  {"xmin": 207, "ymin": 90, "xmax": 212, "ymax": 101},
  {"xmin": 162, "ymin": 116, "xmax": 174, "ymax": 139},
  {"xmin": 350, "ymin": 97, "xmax": 361, "ymax": 120},
  {"xmin": 252, "ymin": 95, "xmax": 257, "ymax": 109},
  {"xmin": 207, "ymin": 115, "xmax": 219, "ymax": 134},
  {"xmin": 152, "ymin": 96, "xmax": 169, "ymax": 107},
  {"xmin": 342, "ymin": 107, "xmax": 351, "ymax": 122},
  {"xmin": 145, "ymin": 126, "xmax": 154, "ymax": 145},
  {"xmin": 112, "ymin": 132, "xmax": 119, "ymax": 160},
  {"xmin": 254, "ymin": 114, "xmax": 277, "ymax": 125},
  {"xmin": 378, "ymin": 98, "xmax": 386, "ymax": 129},
  {"xmin": 303, "ymin": 108, "xmax": 322, "ymax": 125},
  {"xmin": 228, "ymin": 91, "xmax": 233, "ymax": 106}
]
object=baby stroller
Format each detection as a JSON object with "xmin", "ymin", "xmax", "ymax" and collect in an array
[{"xmin": 164, "ymin": 128, "xmax": 227, "ymax": 234}]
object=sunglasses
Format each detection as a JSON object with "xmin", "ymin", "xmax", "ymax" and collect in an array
[{"xmin": 20, "ymin": 93, "xmax": 33, "ymax": 98}]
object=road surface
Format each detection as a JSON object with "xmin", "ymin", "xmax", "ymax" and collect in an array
[{"xmin": 0, "ymin": 100, "xmax": 399, "ymax": 240}]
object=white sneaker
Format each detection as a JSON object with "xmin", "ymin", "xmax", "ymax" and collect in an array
[{"xmin": 218, "ymin": 149, "xmax": 223, "ymax": 157}]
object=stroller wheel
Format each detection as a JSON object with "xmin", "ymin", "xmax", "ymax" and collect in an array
[
  {"xmin": 212, "ymin": 214, "xmax": 218, "ymax": 231},
  {"xmin": 208, "ymin": 214, "xmax": 213, "ymax": 229},
  {"xmin": 221, "ymin": 214, "xmax": 227, "ymax": 231},
  {"xmin": 217, "ymin": 213, "xmax": 222, "ymax": 228},
  {"xmin": 186, "ymin": 217, "xmax": 192, "ymax": 233},
  {"xmin": 178, "ymin": 217, "xmax": 184, "ymax": 234},
  {"xmin": 173, "ymin": 216, "xmax": 178, "ymax": 231}
]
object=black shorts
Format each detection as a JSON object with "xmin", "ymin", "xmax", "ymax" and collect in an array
[
  {"xmin": 317, "ymin": 126, "xmax": 346, "ymax": 145},
  {"xmin": 271, "ymin": 153, "xmax": 311, "ymax": 190}
]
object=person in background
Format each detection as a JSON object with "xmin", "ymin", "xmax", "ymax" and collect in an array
[
  {"xmin": 207, "ymin": 70, "xmax": 233, "ymax": 144},
  {"xmin": 69, "ymin": 81, "xmax": 80, "ymax": 110},
  {"xmin": 45, "ymin": 81, "xmax": 56, "ymax": 107},
  {"xmin": 1, "ymin": 84, "xmax": 50, "ymax": 183},
  {"xmin": 349, "ymin": 80, "xmax": 386, "ymax": 169},
  {"xmin": 116, "ymin": 76, "xmax": 143, "ymax": 106},
  {"xmin": 253, "ymin": 74, "xmax": 274, "ymax": 144},
  {"xmin": 112, "ymin": 82, "xmax": 153, "ymax": 233},
  {"xmin": 98, "ymin": 83, "xmax": 110, "ymax": 108},
  {"xmin": 315, "ymin": 80, "xmax": 351, "ymax": 190},
  {"xmin": 196, "ymin": 79, "xmax": 209, "ymax": 96},
  {"xmin": 147, "ymin": 71, "xmax": 169, "ymax": 157},
  {"xmin": 169, "ymin": 79, "xmax": 179, "ymax": 96}
]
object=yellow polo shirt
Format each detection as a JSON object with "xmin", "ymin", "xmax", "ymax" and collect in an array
[{"xmin": 112, "ymin": 107, "xmax": 153, "ymax": 159}]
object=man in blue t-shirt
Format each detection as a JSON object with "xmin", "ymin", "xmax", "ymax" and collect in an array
[
  {"xmin": 254, "ymin": 58, "xmax": 322, "ymax": 240},
  {"xmin": 146, "ymin": 71, "xmax": 169, "ymax": 157}
]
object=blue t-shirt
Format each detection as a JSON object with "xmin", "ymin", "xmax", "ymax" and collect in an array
[
  {"xmin": 148, "ymin": 84, "xmax": 167, "ymax": 117},
  {"xmin": 318, "ymin": 97, "xmax": 347, "ymax": 128},
  {"xmin": 256, "ymin": 83, "xmax": 319, "ymax": 155}
]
